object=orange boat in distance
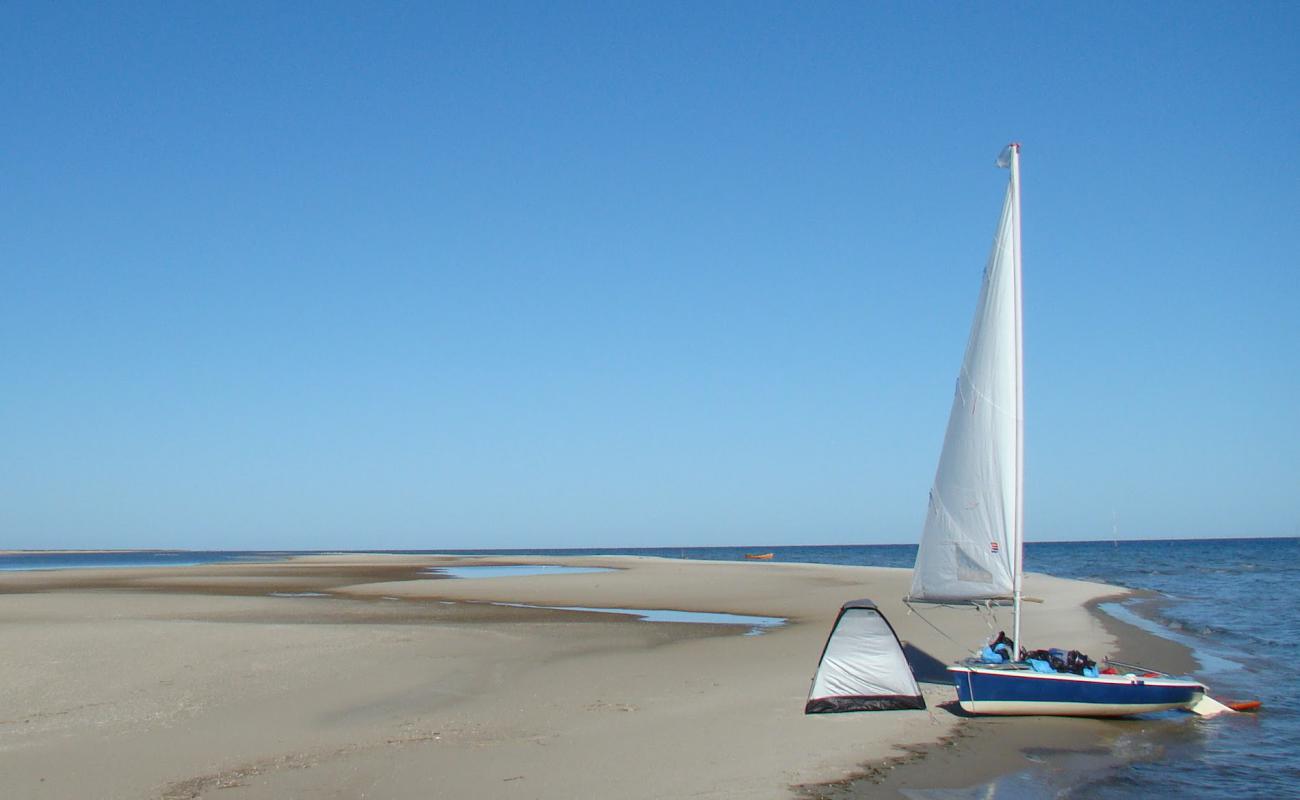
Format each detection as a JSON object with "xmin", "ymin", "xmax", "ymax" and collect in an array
[{"xmin": 745, "ymin": 552, "xmax": 774, "ymax": 560}]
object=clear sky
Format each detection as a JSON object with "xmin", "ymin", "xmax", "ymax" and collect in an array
[{"xmin": 4, "ymin": 2, "xmax": 1296, "ymax": 550}]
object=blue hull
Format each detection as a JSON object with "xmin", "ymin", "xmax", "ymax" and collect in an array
[{"xmin": 950, "ymin": 664, "xmax": 1205, "ymax": 717}]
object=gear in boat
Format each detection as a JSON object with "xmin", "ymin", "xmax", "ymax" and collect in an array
[{"xmin": 952, "ymin": 630, "xmax": 1259, "ymax": 717}]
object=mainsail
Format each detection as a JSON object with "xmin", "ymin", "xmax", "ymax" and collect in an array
[{"xmin": 909, "ymin": 168, "xmax": 1022, "ymax": 602}]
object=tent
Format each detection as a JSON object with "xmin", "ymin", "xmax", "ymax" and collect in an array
[{"xmin": 805, "ymin": 599, "xmax": 925, "ymax": 713}]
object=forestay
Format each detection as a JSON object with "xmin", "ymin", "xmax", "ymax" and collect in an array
[{"xmin": 909, "ymin": 178, "xmax": 1021, "ymax": 602}]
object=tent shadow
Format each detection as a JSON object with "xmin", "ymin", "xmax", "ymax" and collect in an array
[{"xmin": 901, "ymin": 642, "xmax": 952, "ymax": 685}]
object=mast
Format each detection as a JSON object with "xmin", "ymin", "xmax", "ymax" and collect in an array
[{"xmin": 1009, "ymin": 142, "xmax": 1025, "ymax": 658}]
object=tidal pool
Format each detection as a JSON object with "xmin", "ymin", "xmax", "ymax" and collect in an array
[
  {"xmin": 493, "ymin": 602, "xmax": 786, "ymax": 636},
  {"xmin": 426, "ymin": 565, "xmax": 614, "ymax": 579}
]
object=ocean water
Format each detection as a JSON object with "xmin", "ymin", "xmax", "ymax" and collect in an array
[
  {"xmin": 1025, "ymin": 538, "xmax": 1300, "ymax": 798},
  {"xmin": 4, "ymin": 538, "xmax": 1296, "ymax": 796}
]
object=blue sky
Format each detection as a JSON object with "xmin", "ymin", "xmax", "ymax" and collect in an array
[{"xmin": 3, "ymin": 2, "xmax": 1296, "ymax": 549}]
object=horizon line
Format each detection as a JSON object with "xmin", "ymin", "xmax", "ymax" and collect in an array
[{"xmin": 4, "ymin": 533, "xmax": 1296, "ymax": 555}]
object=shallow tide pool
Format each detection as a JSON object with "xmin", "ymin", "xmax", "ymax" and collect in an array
[
  {"xmin": 493, "ymin": 602, "xmax": 785, "ymax": 636},
  {"xmin": 426, "ymin": 565, "xmax": 614, "ymax": 579}
]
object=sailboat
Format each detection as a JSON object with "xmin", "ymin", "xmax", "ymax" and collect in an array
[{"xmin": 908, "ymin": 144, "xmax": 1207, "ymax": 716}]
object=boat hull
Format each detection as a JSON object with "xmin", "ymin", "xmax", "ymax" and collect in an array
[{"xmin": 950, "ymin": 664, "xmax": 1205, "ymax": 717}]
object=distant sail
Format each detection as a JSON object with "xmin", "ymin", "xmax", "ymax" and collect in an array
[{"xmin": 910, "ymin": 179, "xmax": 1020, "ymax": 601}]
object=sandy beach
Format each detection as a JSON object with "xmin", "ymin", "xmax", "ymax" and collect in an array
[{"xmin": 0, "ymin": 555, "xmax": 1192, "ymax": 799}]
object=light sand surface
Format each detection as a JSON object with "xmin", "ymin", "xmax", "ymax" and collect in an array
[{"xmin": 0, "ymin": 555, "xmax": 1169, "ymax": 799}]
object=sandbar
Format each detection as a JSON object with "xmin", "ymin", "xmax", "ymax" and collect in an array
[{"xmin": 0, "ymin": 554, "xmax": 1189, "ymax": 799}]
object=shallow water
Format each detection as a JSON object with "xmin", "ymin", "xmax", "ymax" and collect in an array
[
  {"xmin": 492, "ymin": 602, "xmax": 785, "ymax": 635},
  {"xmin": 1035, "ymin": 539, "xmax": 1300, "ymax": 798},
  {"xmin": 426, "ymin": 565, "xmax": 613, "ymax": 579},
  {"xmin": 0, "ymin": 550, "xmax": 284, "ymax": 571}
]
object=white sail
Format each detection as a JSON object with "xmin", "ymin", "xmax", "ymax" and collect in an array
[{"xmin": 910, "ymin": 176, "xmax": 1021, "ymax": 602}]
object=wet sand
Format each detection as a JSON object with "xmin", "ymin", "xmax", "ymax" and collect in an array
[{"xmin": 0, "ymin": 555, "xmax": 1191, "ymax": 799}]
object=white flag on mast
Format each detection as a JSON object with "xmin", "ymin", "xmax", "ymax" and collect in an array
[{"xmin": 995, "ymin": 144, "xmax": 1015, "ymax": 168}]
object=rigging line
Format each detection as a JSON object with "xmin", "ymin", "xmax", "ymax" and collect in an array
[
  {"xmin": 976, "ymin": 599, "xmax": 1003, "ymax": 634},
  {"xmin": 902, "ymin": 599, "xmax": 967, "ymax": 648}
]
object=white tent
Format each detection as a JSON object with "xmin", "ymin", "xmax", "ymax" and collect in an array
[{"xmin": 805, "ymin": 599, "xmax": 925, "ymax": 713}]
